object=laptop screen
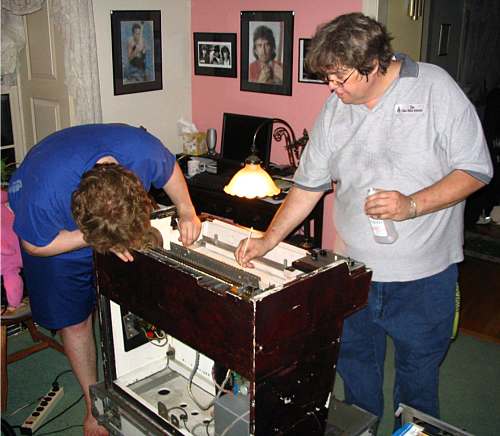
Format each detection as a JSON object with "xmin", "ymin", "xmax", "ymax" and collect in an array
[{"xmin": 220, "ymin": 113, "xmax": 273, "ymax": 168}]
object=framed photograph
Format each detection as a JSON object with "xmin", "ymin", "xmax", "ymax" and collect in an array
[
  {"xmin": 240, "ymin": 11, "xmax": 294, "ymax": 96},
  {"xmin": 193, "ymin": 33, "xmax": 237, "ymax": 77},
  {"xmin": 298, "ymin": 38, "xmax": 325, "ymax": 84},
  {"xmin": 110, "ymin": 10, "xmax": 162, "ymax": 95}
]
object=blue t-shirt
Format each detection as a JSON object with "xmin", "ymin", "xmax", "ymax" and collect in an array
[{"xmin": 9, "ymin": 124, "xmax": 176, "ymax": 259}]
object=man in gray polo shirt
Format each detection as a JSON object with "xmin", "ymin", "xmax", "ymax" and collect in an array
[{"xmin": 235, "ymin": 13, "xmax": 493, "ymax": 426}]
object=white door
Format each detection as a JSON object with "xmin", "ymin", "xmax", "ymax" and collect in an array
[{"xmin": 17, "ymin": 0, "xmax": 72, "ymax": 153}]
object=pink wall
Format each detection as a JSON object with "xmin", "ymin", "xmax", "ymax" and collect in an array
[{"xmin": 191, "ymin": 0, "xmax": 362, "ymax": 249}]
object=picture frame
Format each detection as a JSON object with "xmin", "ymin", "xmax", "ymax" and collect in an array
[
  {"xmin": 298, "ymin": 38, "xmax": 325, "ymax": 84},
  {"xmin": 193, "ymin": 33, "xmax": 237, "ymax": 78},
  {"xmin": 240, "ymin": 11, "xmax": 294, "ymax": 96},
  {"xmin": 110, "ymin": 10, "xmax": 162, "ymax": 95}
]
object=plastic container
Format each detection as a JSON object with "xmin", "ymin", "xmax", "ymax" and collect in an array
[{"xmin": 367, "ymin": 188, "xmax": 398, "ymax": 244}]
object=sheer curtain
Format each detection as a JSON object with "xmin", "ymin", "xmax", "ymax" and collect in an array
[
  {"xmin": 2, "ymin": 0, "xmax": 44, "ymax": 15},
  {"xmin": 1, "ymin": 8, "xmax": 25, "ymax": 85},
  {"xmin": 52, "ymin": 0, "xmax": 102, "ymax": 124},
  {"xmin": 1, "ymin": 0, "xmax": 102, "ymax": 124}
]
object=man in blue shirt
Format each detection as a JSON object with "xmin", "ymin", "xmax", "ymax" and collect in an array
[{"xmin": 9, "ymin": 123, "xmax": 201, "ymax": 436}]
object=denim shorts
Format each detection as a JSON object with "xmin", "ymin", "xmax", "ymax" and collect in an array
[{"xmin": 21, "ymin": 251, "xmax": 95, "ymax": 330}]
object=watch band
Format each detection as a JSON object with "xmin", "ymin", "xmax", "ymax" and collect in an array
[{"xmin": 408, "ymin": 196, "xmax": 418, "ymax": 219}]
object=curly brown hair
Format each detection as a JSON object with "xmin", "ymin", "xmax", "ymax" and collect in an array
[
  {"xmin": 306, "ymin": 12, "xmax": 393, "ymax": 78},
  {"xmin": 71, "ymin": 163, "xmax": 158, "ymax": 254}
]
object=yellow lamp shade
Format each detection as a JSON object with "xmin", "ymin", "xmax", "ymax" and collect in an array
[{"xmin": 224, "ymin": 163, "xmax": 280, "ymax": 199}]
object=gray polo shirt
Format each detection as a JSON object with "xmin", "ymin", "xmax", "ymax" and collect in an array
[{"xmin": 295, "ymin": 54, "xmax": 493, "ymax": 282}]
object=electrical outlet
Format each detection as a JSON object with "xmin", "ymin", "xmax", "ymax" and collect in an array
[{"xmin": 20, "ymin": 385, "xmax": 64, "ymax": 435}]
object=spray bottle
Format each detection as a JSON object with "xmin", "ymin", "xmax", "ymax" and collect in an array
[{"xmin": 366, "ymin": 188, "xmax": 398, "ymax": 244}]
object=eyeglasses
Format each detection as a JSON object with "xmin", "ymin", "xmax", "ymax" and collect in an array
[{"xmin": 325, "ymin": 69, "xmax": 356, "ymax": 88}]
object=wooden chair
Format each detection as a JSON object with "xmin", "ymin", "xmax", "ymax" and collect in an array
[{"xmin": 1, "ymin": 301, "xmax": 65, "ymax": 411}]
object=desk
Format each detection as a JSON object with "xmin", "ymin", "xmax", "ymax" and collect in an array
[{"xmin": 150, "ymin": 168, "xmax": 328, "ymax": 249}]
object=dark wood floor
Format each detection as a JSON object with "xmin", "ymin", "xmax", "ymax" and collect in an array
[
  {"xmin": 459, "ymin": 255, "xmax": 500, "ymax": 343},
  {"xmin": 458, "ymin": 222, "xmax": 500, "ymax": 343}
]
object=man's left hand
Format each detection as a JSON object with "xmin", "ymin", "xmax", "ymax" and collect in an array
[{"xmin": 365, "ymin": 190, "xmax": 414, "ymax": 221}]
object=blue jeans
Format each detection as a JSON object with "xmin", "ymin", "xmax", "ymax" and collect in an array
[{"xmin": 337, "ymin": 264, "xmax": 457, "ymax": 421}]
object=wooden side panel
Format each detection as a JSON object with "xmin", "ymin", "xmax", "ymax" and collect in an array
[
  {"xmin": 253, "ymin": 264, "xmax": 372, "ymax": 434},
  {"xmin": 95, "ymin": 252, "xmax": 255, "ymax": 377}
]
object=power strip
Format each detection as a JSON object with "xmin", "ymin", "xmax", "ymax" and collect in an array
[{"xmin": 20, "ymin": 385, "xmax": 64, "ymax": 435}]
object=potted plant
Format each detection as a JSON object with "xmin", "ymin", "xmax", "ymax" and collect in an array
[{"xmin": 1, "ymin": 158, "xmax": 15, "ymax": 188}]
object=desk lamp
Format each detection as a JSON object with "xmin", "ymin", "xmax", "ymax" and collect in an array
[{"xmin": 224, "ymin": 118, "xmax": 302, "ymax": 199}]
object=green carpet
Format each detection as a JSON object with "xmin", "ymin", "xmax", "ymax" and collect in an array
[
  {"xmin": 333, "ymin": 334, "xmax": 500, "ymax": 435},
  {"xmin": 3, "ymin": 325, "xmax": 500, "ymax": 435}
]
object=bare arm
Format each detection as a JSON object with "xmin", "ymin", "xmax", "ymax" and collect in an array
[
  {"xmin": 235, "ymin": 187, "xmax": 324, "ymax": 267},
  {"xmin": 127, "ymin": 37, "xmax": 144, "ymax": 61},
  {"xmin": 365, "ymin": 170, "xmax": 487, "ymax": 220},
  {"xmin": 127, "ymin": 38, "xmax": 136, "ymax": 61},
  {"xmin": 162, "ymin": 162, "xmax": 201, "ymax": 246},
  {"xmin": 21, "ymin": 229, "xmax": 88, "ymax": 257}
]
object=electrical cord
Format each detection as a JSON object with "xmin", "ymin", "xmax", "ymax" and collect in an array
[
  {"xmin": 205, "ymin": 418, "xmax": 214, "ymax": 436},
  {"xmin": 189, "ymin": 418, "xmax": 214, "ymax": 436},
  {"xmin": 140, "ymin": 327, "xmax": 168, "ymax": 347},
  {"xmin": 154, "ymin": 329, "xmax": 166, "ymax": 340},
  {"xmin": 307, "ymin": 410, "xmax": 324, "ymax": 432},
  {"xmin": 1, "ymin": 418, "xmax": 19, "ymax": 436},
  {"xmin": 36, "ymin": 424, "xmax": 83, "ymax": 435},
  {"xmin": 212, "ymin": 367, "xmax": 232, "ymax": 395},
  {"xmin": 187, "ymin": 352, "xmax": 231, "ymax": 411},
  {"xmin": 52, "ymin": 369, "xmax": 72, "ymax": 387},
  {"xmin": 165, "ymin": 406, "xmax": 188, "ymax": 420},
  {"xmin": 7, "ymin": 395, "xmax": 43, "ymax": 417},
  {"xmin": 164, "ymin": 406, "xmax": 188, "ymax": 432}
]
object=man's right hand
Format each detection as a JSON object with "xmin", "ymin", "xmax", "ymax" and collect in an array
[
  {"xmin": 257, "ymin": 64, "xmax": 273, "ymax": 83},
  {"xmin": 234, "ymin": 236, "xmax": 272, "ymax": 268}
]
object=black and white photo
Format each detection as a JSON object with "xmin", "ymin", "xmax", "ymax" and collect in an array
[
  {"xmin": 193, "ymin": 33, "xmax": 237, "ymax": 77},
  {"xmin": 298, "ymin": 38, "xmax": 325, "ymax": 84}
]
